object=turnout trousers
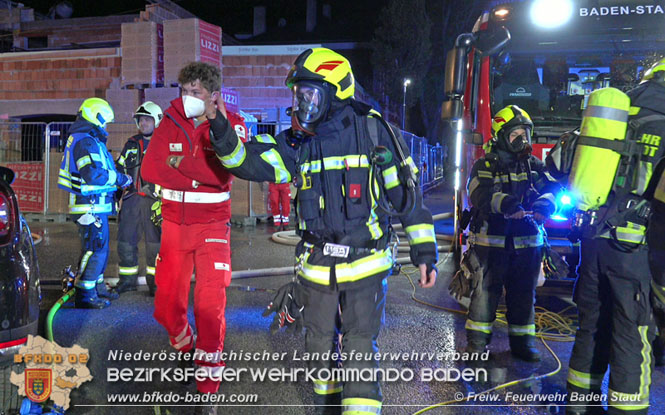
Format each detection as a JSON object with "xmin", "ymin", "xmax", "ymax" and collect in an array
[
  {"xmin": 268, "ymin": 182, "xmax": 291, "ymax": 224},
  {"xmin": 567, "ymin": 237, "xmax": 654, "ymax": 415},
  {"xmin": 117, "ymin": 194, "xmax": 161, "ymax": 291},
  {"xmin": 301, "ymin": 278, "xmax": 387, "ymax": 415},
  {"xmin": 465, "ymin": 244, "xmax": 542, "ymax": 346},
  {"xmin": 72, "ymin": 213, "xmax": 109, "ymax": 301},
  {"xmin": 153, "ymin": 220, "xmax": 232, "ymax": 394}
]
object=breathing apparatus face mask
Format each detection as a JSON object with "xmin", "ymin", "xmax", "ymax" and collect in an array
[
  {"xmin": 503, "ymin": 125, "xmax": 531, "ymax": 154},
  {"xmin": 289, "ymin": 81, "xmax": 331, "ymax": 141},
  {"xmin": 182, "ymin": 95, "xmax": 206, "ymax": 119}
]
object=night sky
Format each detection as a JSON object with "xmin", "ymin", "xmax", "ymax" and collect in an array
[{"xmin": 21, "ymin": 0, "xmax": 384, "ymax": 41}]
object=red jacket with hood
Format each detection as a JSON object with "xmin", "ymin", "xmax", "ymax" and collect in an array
[{"xmin": 141, "ymin": 97, "xmax": 242, "ymax": 225}]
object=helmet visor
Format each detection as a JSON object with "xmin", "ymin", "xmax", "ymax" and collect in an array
[{"xmin": 292, "ymin": 82, "xmax": 329, "ymax": 126}]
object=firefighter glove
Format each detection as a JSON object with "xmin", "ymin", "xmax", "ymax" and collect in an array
[
  {"xmin": 117, "ymin": 174, "xmax": 133, "ymax": 189},
  {"xmin": 150, "ymin": 200, "xmax": 162, "ymax": 227},
  {"xmin": 542, "ymin": 247, "xmax": 569, "ymax": 279},
  {"xmin": 448, "ymin": 249, "xmax": 483, "ymax": 300},
  {"xmin": 262, "ymin": 282, "xmax": 305, "ymax": 335}
]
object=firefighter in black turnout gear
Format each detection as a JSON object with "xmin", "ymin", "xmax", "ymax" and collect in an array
[
  {"xmin": 57, "ymin": 98, "xmax": 132, "ymax": 309},
  {"xmin": 464, "ymin": 105, "xmax": 561, "ymax": 362},
  {"xmin": 209, "ymin": 48, "xmax": 437, "ymax": 415},
  {"xmin": 565, "ymin": 58, "xmax": 665, "ymax": 415},
  {"xmin": 115, "ymin": 102, "xmax": 163, "ymax": 295}
]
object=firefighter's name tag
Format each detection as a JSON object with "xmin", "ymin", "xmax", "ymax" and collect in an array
[
  {"xmin": 323, "ymin": 243, "xmax": 350, "ymax": 258},
  {"xmin": 169, "ymin": 143, "xmax": 183, "ymax": 152}
]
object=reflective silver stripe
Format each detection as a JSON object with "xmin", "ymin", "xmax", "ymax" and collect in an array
[
  {"xmin": 465, "ymin": 319, "xmax": 492, "ymax": 334},
  {"xmin": 513, "ymin": 234, "xmax": 544, "ymax": 248},
  {"xmin": 584, "ymin": 105, "xmax": 629, "ymax": 123},
  {"xmin": 509, "ymin": 172, "xmax": 528, "ymax": 182},
  {"xmin": 162, "ymin": 189, "xmax": 230, "ymax": 204},
  {"xmin": 253, "ymin": 134, "xmax": 276, "ymax": 144},
  {"xmin": 567, "ymin": 367, "xmax": 603, "ymax": 389},
  {"xmin": 468, "ymin": 177, "xmax": 481, "ymax": 197},
  {"xmin": 469, "ymin": 232, "xmax": 505, "ymax": 248},
  {"xmin": 96, "ymin": 275, "xmax": 104, "ymax": 283},
  {"xmin": 260, "ymin": 149, "xmax": 291, "ymax": 184},
  {"xmin": 537, "ymin": 192, "xmax": 556, "ymax": 205},
  {"xmin": 491, "ymin": 192, "xmax": 508, "ymax": 214},
  {"xmin": 382, "ymin": 166, "xmax": 399, "ymax": 190},
  {"xmin": 508, "ymin": 324, "xmax": 536, "ymax": 336},
  {"xmin": 76, "ymin": 155, "xmax": 92, "ymax": 169},
  {"xmin": 341, "ymin": 398, "xmax": 381, "ymax": 415},
  {"xmin": 105, "ymin": 169, "xmax": 117, "ymax": 186},
  {"xmin": 652, "ymin": 280, "xmax": 665, "ymax": 305},
  {"xmin": 119, "ymin": 266, "xmax": 139, "ymax": 275},
  {"xmin": 146, "ymin": 266, "xmax": 156, "ymax": 276},
  {"xmin": 69, "ymin": 202, "xmax": 113, "ymax": 214},
  {"xmin": 218, "ymin": 137, "xmax": 246, "ymax": 168},
  {"xmin": 635, "ymin": 161, "xmax": 651, "ymax": 196},
  {"xmin": 477, "ymin": 170, "xmax": 493, "ymax": 179},
  {"xmin": 313, "ymin": 380, "xmax": 343, "ymax": 395},
  {"xmin": 74, "ymin": 278, "xmax": 97, "ymax": 290},
  {"xmin": 194, "ymin": 348, "xmax": 223, "ymax": 363},
  {"xmin": 608, "ymin": 388, "xmax": 650, "ymax": 411},
  {"xmin": 405, "ymin": 224, "xmax": 435, "ymax": 245}
]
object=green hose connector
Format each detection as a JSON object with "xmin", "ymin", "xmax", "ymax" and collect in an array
[{"xmin": 46, "ymin": 289, "xmax": 76, "ymax": 342}]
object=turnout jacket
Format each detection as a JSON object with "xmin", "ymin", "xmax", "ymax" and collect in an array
[
  {"xmin": 141, "ymin": 97, "xmax": 237, "ymax": 225},
  {"xmin": 58, "ymin": 118, "xmax": 122, "ymax": 215},
  {"xmin": 210, "ymin": 102, "xmax": 438, "ymax": 289},
  {"xmin": 467, "ymin": 148, "xmax": 560, "ymax": 249},
  {"xmin": 116, "ymin": 134, "xmax": 158, "ymax": 200}
]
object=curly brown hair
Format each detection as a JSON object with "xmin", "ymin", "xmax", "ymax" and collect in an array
[{"xmin": 178, "ymin": 62, "xmax": 221, "ymax": 93}]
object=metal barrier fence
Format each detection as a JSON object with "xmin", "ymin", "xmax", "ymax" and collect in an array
[{"xmin": 0, "ymin": 120, "xmax": 446, "ymax": 216}]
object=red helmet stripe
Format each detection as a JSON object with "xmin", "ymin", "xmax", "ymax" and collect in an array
[{"xmin": 315, "ymin": 60, "xmax": 344, "ymax": 72}]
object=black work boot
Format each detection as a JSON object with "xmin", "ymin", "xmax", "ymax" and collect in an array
[
  {"xmin": 146, "ymin": 274, "xmax": 156, "ymax": 297},
  {"xmin": 115, "ymin": 275, "xmax": 138, "ymax": 294},
  {"xmin": 465, "ymin": 339, "xmax": 488, "ymax": 354},
  {"xmin": 178, "ymin": 348, "xmax": 195, "ymax": 385},
  {"xmin": 96, "ymin": 281, "xmax": 119, "ymax": 300},
  {"xmin": 75, "ymin": 289, "xmax": 111, "ymax": 309},
  {"xmin": 193, "ymin": 392, "xmax": 218, "ymax": 415},
  {"xmin": 314, "ymin": 392, "xmax": 342, "ymax": 415},
  {"xmin": 509, "ymin": 336, "xmax": 541, "ymax": 362}
]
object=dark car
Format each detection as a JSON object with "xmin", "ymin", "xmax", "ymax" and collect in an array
[{"xmin": 0, "ymin": 166, "xmax": 41, "ymax": 358}]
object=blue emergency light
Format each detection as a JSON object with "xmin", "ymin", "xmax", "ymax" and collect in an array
[{"xmin": 552, "ymin": 191, "xmax": 575, "ymax": 221}]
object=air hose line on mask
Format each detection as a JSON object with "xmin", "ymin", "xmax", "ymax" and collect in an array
[{"xmin": 368, "ymin": 114, "xmax": 418, "ymax": 217}]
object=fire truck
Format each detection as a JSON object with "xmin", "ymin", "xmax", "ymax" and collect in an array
[{"xmin": 443, "ymin": 0, "xmax": 665, "ymax": 276}]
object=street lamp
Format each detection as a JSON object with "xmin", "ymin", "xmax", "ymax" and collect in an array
[{"xmin": 402, "ymin": 78, "xmax": 411, "ymax": 130}]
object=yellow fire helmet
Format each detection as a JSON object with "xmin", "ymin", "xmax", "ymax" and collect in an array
[
  {"xmin": 491, "ymin": 105, "xmax": 534, "ymax": 153},
  {"xmin": 642, "ymin": 57, "xmax": 665, "ymax": 86},
  {"xmin": 285, "ymin": 47, "xmax": 355, "ymax": 100},
  {"xmin": 134, "ymin": 101, "xmax": 163, "ymax": 129},
  {"xmin": 79, "ymin": 97, "xmax": 114, "ymax": 129}
]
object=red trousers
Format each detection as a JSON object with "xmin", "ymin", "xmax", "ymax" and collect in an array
[
  {"xmin": 153, "ymin": 220, "xmax": 232, "ymax": 393},
  {"xmin": 268, "ymin": 182, "xmax": 291, "ymax": 222}
]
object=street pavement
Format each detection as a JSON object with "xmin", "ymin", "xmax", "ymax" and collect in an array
[{"xmin": 20, "ymin": 184, "xmax": 665, "ymax": 415}]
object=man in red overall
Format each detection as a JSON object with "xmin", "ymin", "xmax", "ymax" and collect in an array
[
  {"xmin": 268, "ymin": 182, "xmax": 291, "ymax": 228},
  {"xmin": 141, "ymin": 62, "xmax": 242, "ymax": 414}
]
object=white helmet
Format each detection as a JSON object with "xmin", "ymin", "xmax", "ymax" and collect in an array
[{"xmin": 134, "ymin": 101, "xmax": 163, "ymax": 129}]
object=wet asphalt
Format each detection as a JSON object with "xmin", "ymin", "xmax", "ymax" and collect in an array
[{"xmin": 18, "ymin": 184, "xmax": 665, "ymax": 415}]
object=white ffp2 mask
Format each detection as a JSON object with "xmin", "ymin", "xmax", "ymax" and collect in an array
[{"xmin": 182, "ymin": 95, "xmax": 206, "ymax": 118}]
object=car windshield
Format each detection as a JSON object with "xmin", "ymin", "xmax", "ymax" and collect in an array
[{"xmin": 489, "ymin": 52, "xmax": 659, "ymax": 137}]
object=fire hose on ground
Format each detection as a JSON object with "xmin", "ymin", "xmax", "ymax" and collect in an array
[{"xmin": 43, "ymin": 210, "xmax": 575, "ymax": 414}]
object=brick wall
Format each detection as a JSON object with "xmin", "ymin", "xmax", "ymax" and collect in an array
[
  {"xmin": 222, "ymin": 54, "xmax": 294, "ymax": 114},
  {"xmin": 0, "ymin": 48, "xmax": 121, "ymax": 103}
]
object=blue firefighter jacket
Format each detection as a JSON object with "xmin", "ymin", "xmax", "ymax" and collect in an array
[{"xmin": 57, "ymin": 118, "xmax": 121, "ymax": 215}]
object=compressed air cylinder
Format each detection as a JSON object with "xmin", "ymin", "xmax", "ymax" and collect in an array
[{"xmin": 568, "ymin": 87, "xmax": 630, "ymax": 211}]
